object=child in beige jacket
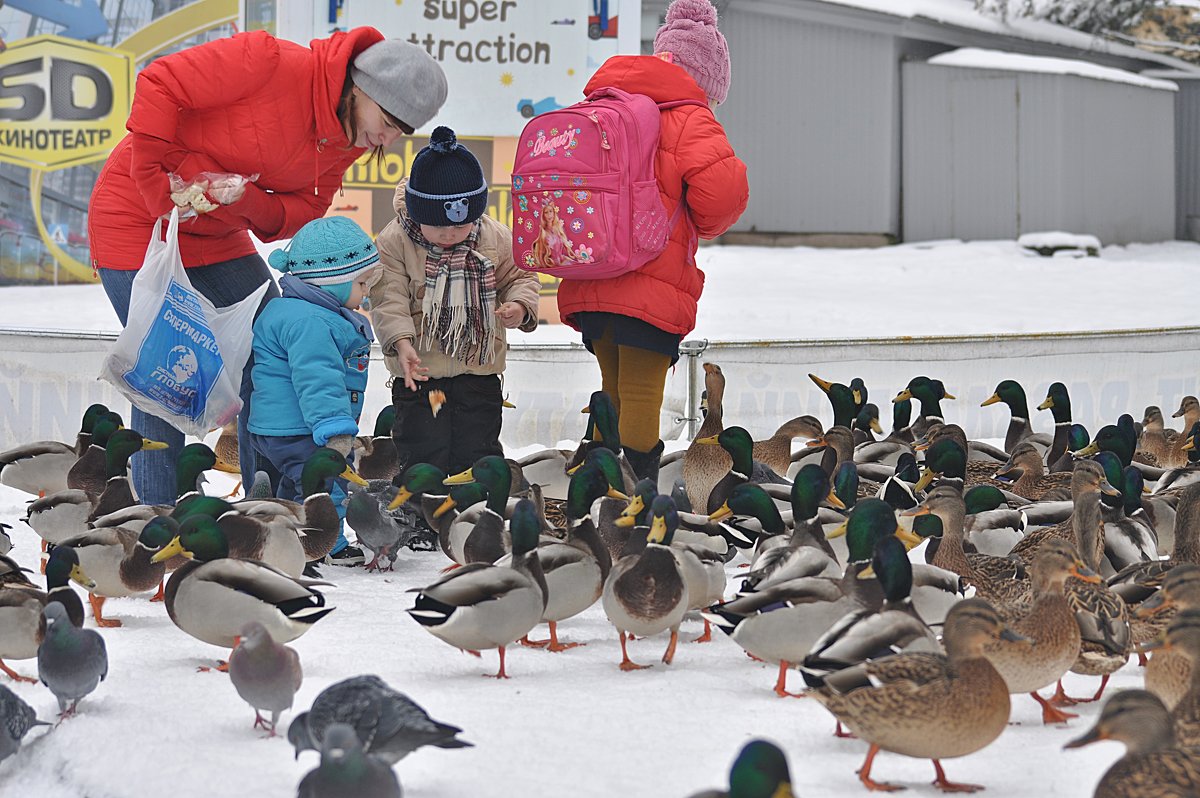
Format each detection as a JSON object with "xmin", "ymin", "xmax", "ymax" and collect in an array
[{"xmin": 369, "ymin": 126, "xmax": 539, "ymax": 477}]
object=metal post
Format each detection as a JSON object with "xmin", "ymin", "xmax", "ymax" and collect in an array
[{"xmin": 677, "ymin": 338, "xmax": 708, "ymax": 441}]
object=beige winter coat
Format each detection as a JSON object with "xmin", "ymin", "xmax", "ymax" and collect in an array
[{"xmin": 370, "ymin": 181, "xmax": 540, "ymax": 380}]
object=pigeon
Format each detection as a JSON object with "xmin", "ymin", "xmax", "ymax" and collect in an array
[
  {"xmin": 37, "ymin": 601, "xmax": 107, "ymax": 718},
  {"xmin": 0, "ymin": 523, "xmax": 11, "ymax": 556},
  {"xmin": 0, "ymin": 683, "xmax": 48, "ymax": 763},
  {"xmin": 287, "ymin": 674, "xmax": 471, "ymax": 764},
  {"xmin": 228, "ymin": 621, "xmax": 303, "ymax": 736},
  {"xmin": 345, "ymin": 485, "xmax": 408, "ymax": 572},
  {"xmin": 296, "ymin": 722, "xmax": 402, "ymax": 798}
]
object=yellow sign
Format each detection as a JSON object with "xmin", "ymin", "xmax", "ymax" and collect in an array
[{"xmin": 0, "ymin": 35, "xmax": 134, "ymax": 171}]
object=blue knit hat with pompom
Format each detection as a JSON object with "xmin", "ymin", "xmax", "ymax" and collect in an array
[
  {"xmin": 268, "ymin": 217, "xmax": 379, "ymax": 302},
  {"xmin": 405, "ymin": 126, "xmax": 488, "ymax": 227}
]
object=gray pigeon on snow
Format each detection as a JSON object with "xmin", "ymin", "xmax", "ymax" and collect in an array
[
  {"xmin": 228, "ymin": 621, "xmax": 302, "ymax": 736},
  {"xmin": 345, "ymin": 485, "xmax": 409, "ymax": 572},
  {"xmin": 37, "ymin": 601, "xmax": 107, "ymax": 718},
  {"xmin": 296, "ymin": 722, "xmax": 402, "ymax": 798},
  {"xmin": 287, "ymin": 674, "xmax": 471, "ymax": 764},
  {"xmin": 0, "ymin": 523, "xmax": 12, "ymax": 556},
  {"xmin": 0, "ymin": 683, "xmax": 48, "ymax": 763}
]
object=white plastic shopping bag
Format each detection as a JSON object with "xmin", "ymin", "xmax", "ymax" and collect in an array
[{"xmin": 99, "ymin": 209, "xmax": 269, "ymax": 437}]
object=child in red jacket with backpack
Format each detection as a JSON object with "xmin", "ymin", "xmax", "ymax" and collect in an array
[{"xmin": 555, "ymin": 0, "xmax": 749, "ymax": 483}]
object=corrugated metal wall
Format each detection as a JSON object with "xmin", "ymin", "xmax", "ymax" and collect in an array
[
  {"xmin": 719, "ymin": 9, "xmax": 900, "ymax": 236},
  {"xmin": 1175, "ymin": 79, "xmax": 1200, "ymax": 241},
  {"xmin": 903, "ymin": 62, "xmax": 1175, "ymax": 244}
]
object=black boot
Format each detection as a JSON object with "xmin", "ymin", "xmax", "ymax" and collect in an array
[{"xmin": 622, "ymin": 440, "xmax": 664, "ymax": 487}]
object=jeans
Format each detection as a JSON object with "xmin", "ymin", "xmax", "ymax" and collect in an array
[
  {"xmin": 248, "ymin": 433, "xmax": 350, "ymax": 553},
  {"xmin": 98, "ymin": 255, "xmax": 280, "ymax": 505}
]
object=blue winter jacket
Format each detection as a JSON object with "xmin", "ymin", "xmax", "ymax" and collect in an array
[{"xmin": 249, "ymin": 291, "xmax": 372, "ymax": 444}]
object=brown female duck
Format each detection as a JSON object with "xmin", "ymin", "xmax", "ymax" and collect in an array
[
  {"xmin": 1065, "ymin": 689, "xmax": 1200, "ymax": 798},
  {"xmin": 806, "ymin": 599, "xmax": 1021, "ymax": 793},
  {"xmin": 1135, "ymin": 564, "xmax": 1200, "ymax": 711},
  {"xmin": 981, "ymin": 539, "xmax": 1098, "ymax": 725},
  {"xmin": 993, "ymin": 440, "xmax": 1073, "ymax": 501}
]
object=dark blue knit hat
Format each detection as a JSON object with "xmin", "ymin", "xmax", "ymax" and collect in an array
[
  {"xmin": 268, "ymin": 217, "xmax": 379, "ymax": 285},
  {"xmin": 406, "ymin": 126, "xmax": 488, "ymax": 227}
]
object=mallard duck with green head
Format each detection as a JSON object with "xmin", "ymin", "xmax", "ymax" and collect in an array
[
  {"xmin": 686, "ymin": 739, "xmax": 793, "ymax": 798},
  {"xmin": 1037, "ymin": 382, "xmax": 1075, "ymax": 472},
  {"xmin": 0, "ymin": 546, "xmax": 94, "ymax": 682},
  {"xmin": 801, "ymin": 535, "xmax": 943, "ymax": 708},
  {"xmin": 694, "ymin": 426, "xmax": 789, "ymax": 516},
  {"xmin": 737, "ymin": 467, "xmax": 843, "ymax": 592},
  {"xmin": 703, "ymin": 499, "xmax": 916, "ymax": 697},
  {"xmin": 407, "ymin": 498, "xmax": 547, "ymax": 678},
  {"xmin": 0, "ymin": 403, "xmax": 111, "ymax": 498},
  {"xmin": 57, "ymin": 516, "xmax": 180, "ymax": 627},
  {"xmin": 603, "ymin": 494, "xmax": 690, "ymax": 670},
  {"xmin": 150, "ymin": 515, "xmax": 335, "ymax": 655},
  {"xmin": 235, "ymin": 447, "xmax": 368, "ymax": 567},
  {"xmin": 566, "ymin": 391, "xmax": 637, "ymax": 490},
  {"xmin": 809, "ymin": 373, "xmax": 859, "ymax": 429},
  {"xmin": 805, "ymin": 599, "xmax": 1021, "ymax": 793},
  {"xmin": 25, "ymin": 428, "xmax": 169, "ymax": 548},
  {"xmin": 88, "ymin": 442, "xmax": 218, "ymax": 536},
  {"xmin": 895, "ymin": 376, "xmax": 955, "ymax": 441},
  {"xmin": 66, "ymin": 411, "xmax": 125, "ymax": 496},
  {"xmin": 511, "ymin": 463, "xmax": 618, "ymax": 651},
  {"xmin": 1089, "ymin": 452, "xmax": 1160, "ymax": 571},
  {"xmin": 442, "ymin": 455, "xmax": 521, "ymax": 566},
  {"xmin": 915, "ymin": 425, "xmax": 1012, "ymax": 489},
  {"xmin": 981, "ymin": 379, "xmax": 1051, "ymax": 455}
]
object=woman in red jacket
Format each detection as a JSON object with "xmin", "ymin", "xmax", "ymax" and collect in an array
[
  {"xmin": 557, "ymin": 0, "xmax": 749, "ymax": 482},
  {"xmin": 88, "ymin": 27, "xmax": 446, "ymax": 517}
]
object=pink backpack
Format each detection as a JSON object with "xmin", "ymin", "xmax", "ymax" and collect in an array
[{"xmin": 511, "ymin": 87, "xmax": 703, "ymax": 279}]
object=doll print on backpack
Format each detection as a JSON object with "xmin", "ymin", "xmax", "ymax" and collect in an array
[{"xmin": 530, "ymin": 199, "xmax": 582, "ymax": 270}]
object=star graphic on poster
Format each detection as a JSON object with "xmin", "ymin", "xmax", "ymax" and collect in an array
[{"xmin": 500, "ymin": 72, "xmax": 514, "ymax": 86}]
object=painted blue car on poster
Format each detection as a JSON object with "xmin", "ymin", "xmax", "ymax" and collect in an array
[{"xmin": 517, "ymin": 97, "xmax": 564, "ymax": 119}]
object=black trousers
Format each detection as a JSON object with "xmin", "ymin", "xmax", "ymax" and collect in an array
[{"xmin": 391, "ymin": 373, "xmax": 504, "ymax": 477}]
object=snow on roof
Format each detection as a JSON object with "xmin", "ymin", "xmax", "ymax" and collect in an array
[
  {"xmin": 814, "ymin": 0, "xmax": 1194, "ymax": 68},
  {"xmin": 928, "ymin": 47, "xmax": 1180, "ymax": 90}
]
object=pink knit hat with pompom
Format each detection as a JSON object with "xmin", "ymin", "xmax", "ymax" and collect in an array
[{"xmin": 653, "ymin": 0, "xmax": 730, "ymax": 105}]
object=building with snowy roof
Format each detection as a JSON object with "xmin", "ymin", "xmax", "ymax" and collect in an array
[{"xmin": 641, "ymin": 0, "xmax": 1200, "ymax": 245}]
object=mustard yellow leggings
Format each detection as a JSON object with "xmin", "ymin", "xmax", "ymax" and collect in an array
[{"xmin": 590, "ymin": 329, "xmax": 672, "ymax": 453}]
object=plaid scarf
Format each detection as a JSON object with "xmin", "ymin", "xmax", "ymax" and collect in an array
[{"xmin": 403, "ymin": 214, "xmax": 497, "ymax": 365}]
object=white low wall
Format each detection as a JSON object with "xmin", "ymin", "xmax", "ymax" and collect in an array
[{"xmin": 0, "ymin": 327, "xmax": 1196, "ymax": 451}]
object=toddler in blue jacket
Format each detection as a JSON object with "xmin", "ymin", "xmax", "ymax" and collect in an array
[{"xmin": 248, "ymin": 216, "xmax": 380, "ymax": 565}]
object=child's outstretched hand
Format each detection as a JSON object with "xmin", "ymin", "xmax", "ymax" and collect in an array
[
  {"xmin": 394, "ymin": 339, "xmax": 429, "ymax": 391},
  {"xmin": 495, "ymin": 302, "xmax": 527, "ymax": 330}
]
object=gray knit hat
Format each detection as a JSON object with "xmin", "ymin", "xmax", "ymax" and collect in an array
[{"xmin": 351, "ymin": 40, "xmax": 447, "ymax": 130}]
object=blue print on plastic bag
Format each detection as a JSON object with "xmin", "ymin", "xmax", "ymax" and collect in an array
[{"xmin": 122, "ymin": 279, "xmax": 225, "ymax": 421}]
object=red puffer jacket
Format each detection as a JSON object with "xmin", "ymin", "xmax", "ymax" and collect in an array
[
  {"xmin": 87, "ymin": 27, "xmax": 382, "ymax": 269},
  {"xmin": 556, "ymin": 55, "xmax": 749, "ymax": 337}
]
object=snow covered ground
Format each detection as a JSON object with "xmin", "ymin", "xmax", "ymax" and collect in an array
[
  {"xmin": 0, "ymin": 236, "xmax": 1192, "ymax": 796},
  {"xmin": 0, "ymin": 475, "xmax": 1145, "ymax": 798},
  {"xmin": 6, "ymin": 237, "xmax": 1200, "ymax": 341}
]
